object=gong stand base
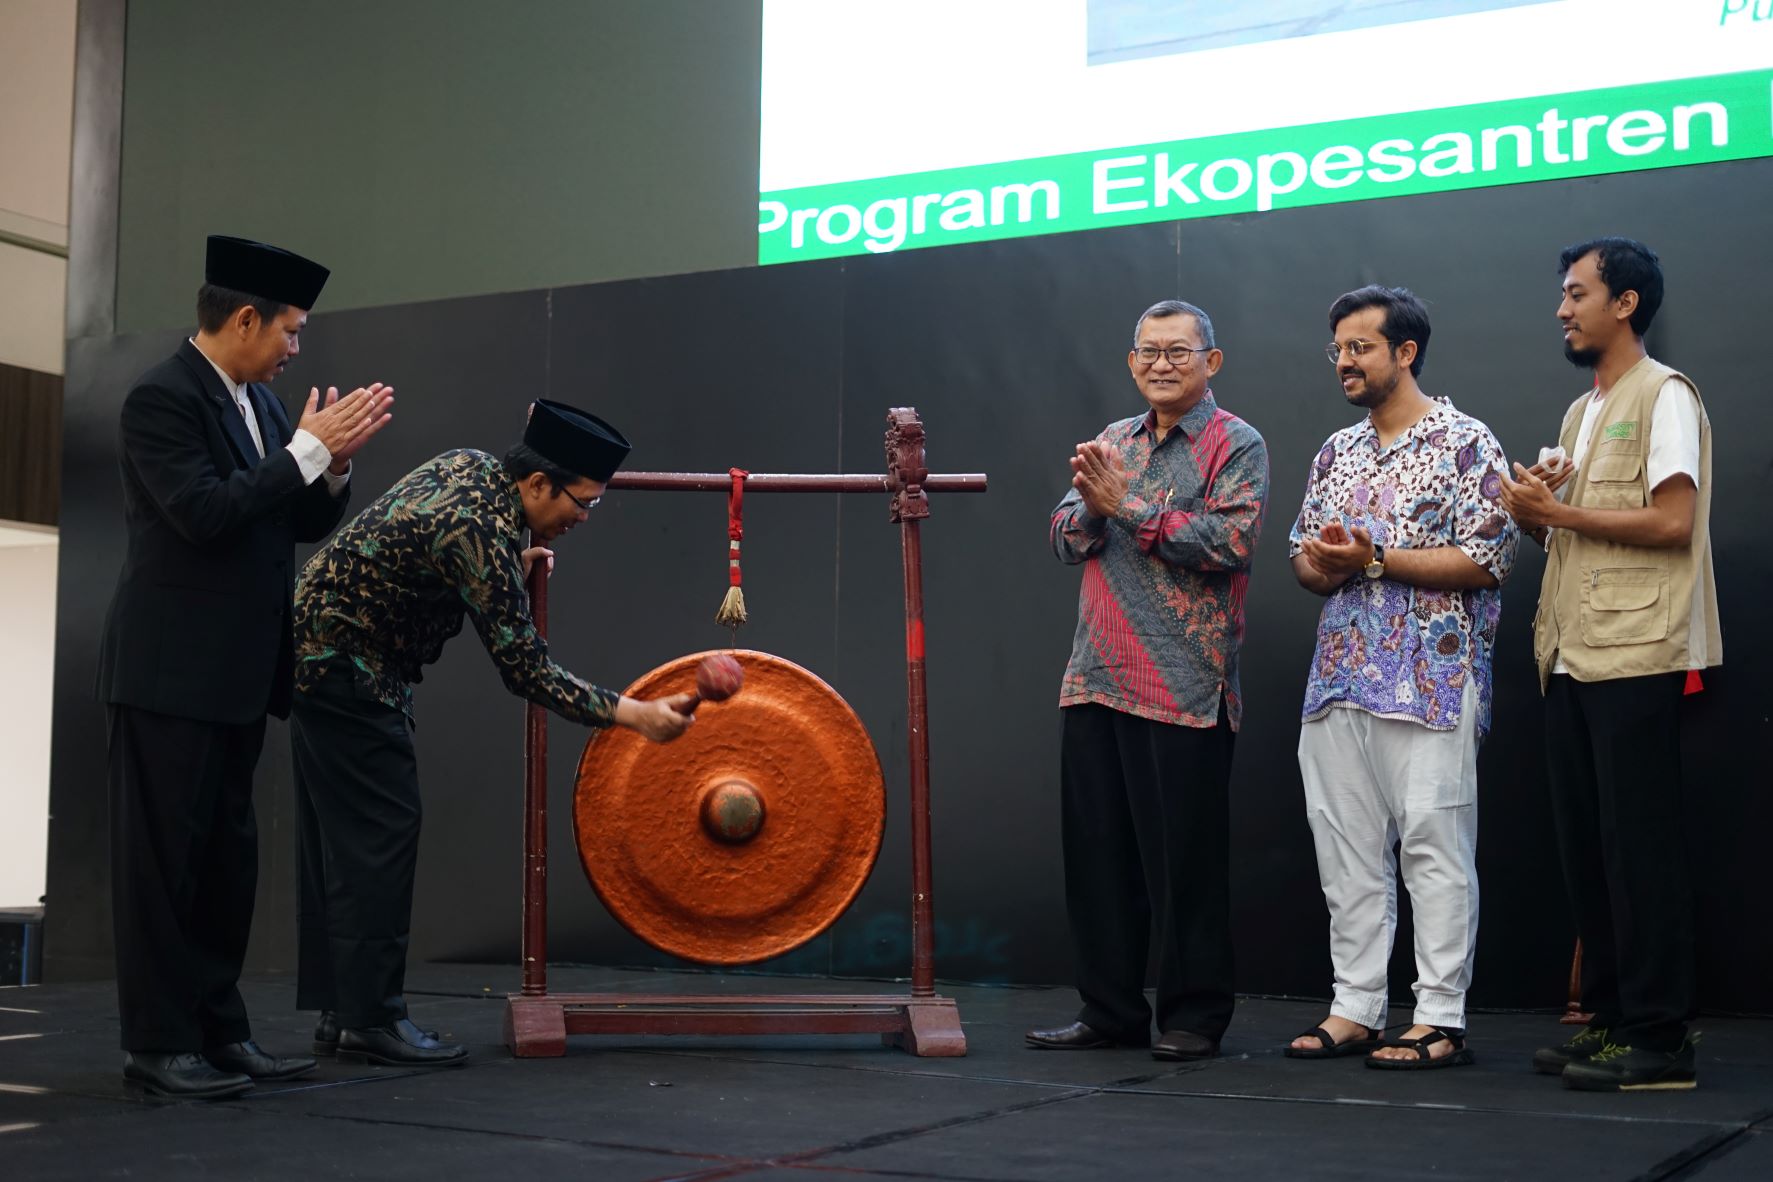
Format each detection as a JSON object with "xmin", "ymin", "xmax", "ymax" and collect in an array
[{"xmin": 504, "ymin": 992, "xmax": 966, "ymax": 1058}]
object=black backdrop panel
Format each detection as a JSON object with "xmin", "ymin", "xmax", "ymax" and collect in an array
[
  {"xmin": 281, "ymin": 290, "xmax": 555, "ymax": 974},
  {"xmin": 524, "ymin": 262, "xmax": 853, "ymax": 972},
  {"xmin": 832, "ymin": 221, "xmax": 1185, "ymax": 986},
  {"xmin": 48, "ymin": 159, "xmax": 1773, "ymax": 1013}
]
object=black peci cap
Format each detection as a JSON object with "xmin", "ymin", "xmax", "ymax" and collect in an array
[
  {"xmin": 205, "ymin": 235, "xmax": 330, "ymax": 309},
  {"xmin": 524, "ymin": 399, "xmax": 631, "ymax": 482}
]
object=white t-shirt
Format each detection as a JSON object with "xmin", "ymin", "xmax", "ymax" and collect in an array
[
  {"xmin": 1552, "ymin": 376, "xmax": 1705, "ymax": 673},
  {"xmin": 1568, "ymin": 377, "xmax": 1700, "ymax": 489}
]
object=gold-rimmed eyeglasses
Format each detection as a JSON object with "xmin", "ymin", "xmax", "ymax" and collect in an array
[{"xmin": 1325, "ymin": 338, "xmax": 1395, "ymax": 365}]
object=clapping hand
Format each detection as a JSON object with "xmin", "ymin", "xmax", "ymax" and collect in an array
[
  {"xmin": 298, "ymin": 383, "xmax": 395, "ymax": 474},
  {"xmin": 1499, "ymin": 464, "xmax": 1562, "ymax": 531},
  {"xmin": 1070, "ymin": 441, "xmax": 1129, "ymax": 518},
  {"xmin": 1529, "ymin": 448, "xmax": 1575, "ymax": 496},
  {"xmin": 1300, "ymin": 520, "xmax": 1374, "ymax": 582}
]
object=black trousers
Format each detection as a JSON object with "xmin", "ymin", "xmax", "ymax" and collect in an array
[
  {"xmin": 108, "ymin": 705, "xmax": 264, "ymax": 1052},
  {"xmin": 1544, "ymin": 672, "xmax": 1694, "ymax": 1052},
  {"xmin": 1060, "ymin": 702, "xmax": 1236, "ymax": 1042},
  {"xmin": 291, "ymin": 663, "xmax": 422, "ymax": 1029}
]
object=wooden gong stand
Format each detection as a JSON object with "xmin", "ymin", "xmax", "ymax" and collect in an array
[
  {"xmin": 1561, "ymin": 939, "xmax": 1592, "ymax": 1025},
  {"xmin": 505, "ymin": 408, "xmax": 985, "ymax": 1057}
]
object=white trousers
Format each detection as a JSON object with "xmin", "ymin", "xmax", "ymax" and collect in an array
[{"xmin": 1297, "ymin": 692, "xmax": 1480, "ymax": 1031}]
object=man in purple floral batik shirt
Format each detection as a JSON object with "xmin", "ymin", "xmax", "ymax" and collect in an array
[{"xmin": 1284, "ymin": 286, "xmax": 1518, "ymax": 1072}]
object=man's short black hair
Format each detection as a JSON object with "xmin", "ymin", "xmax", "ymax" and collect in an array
[
  {"xmin": 1327, "ymin": 285, "xmax": 1431, "ymax": 378},
  {"xmin": 1558, "ymin": 237, "xmax": 1663, "ymax": 336},
  {"xmin": 503, "ymin": 442, "xmax": 579, "ymax": 488},
  {"xmin": 195, "ymin": 283, "xmax": 286, "ymax": 334}
]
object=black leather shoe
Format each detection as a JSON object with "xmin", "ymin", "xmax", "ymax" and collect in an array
[
  {"xmin": 314, "ymin": 1010, "xmax": 438, "ymax": 1057},
  {"xmin": 204, "ymin": 1039, "xmax": 318, "ymax": 1081},
  {"xmin": 1152, "ymin": 1029, "xmax": 1220, "ymax": 1061},
  {"xmin": 123, "ymin": 1051, "xmax": 254, "ymax": 1099},
  {"xmin": 313, "ymin": 1010, "xmax": 340, "ymax": 1057},
  {"xmin": 337, "ymin": 1017, "xmax": 468, "ymax": 1066},
  {"xmin": 1026, "ymin": 1020, "xmax": 1127, "ymax": 1049}
]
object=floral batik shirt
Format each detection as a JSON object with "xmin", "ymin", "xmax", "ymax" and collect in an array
[
  {"xmin": 293, "ymin": 449, "xmax": 619, "ymax": 726},
  {"xmin": 1052, "ymin": 393, "xmax": 1270, "ymax": 731},
  {"xmin": 1288, "ymin": 398, "xmax": 1518, "ymax": 738}
]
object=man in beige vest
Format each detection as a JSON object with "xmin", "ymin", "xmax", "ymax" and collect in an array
[{"xmin": 1501, "ymin": 237, "xmax": 1721, "ymax": 1092}]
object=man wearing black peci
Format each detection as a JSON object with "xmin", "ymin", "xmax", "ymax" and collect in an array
[
  {"xmin": 98, "ymin": 236, "xmax": 394, "ymax": 1098},
  {"xmin": 291, "ymin": 401, "xmax": 695, "ymax": 1066}
]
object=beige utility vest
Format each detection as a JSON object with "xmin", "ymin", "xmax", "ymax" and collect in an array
[{"xmin": 1532, "ymin": 356, "xmax": 1721, "ymax": 691}]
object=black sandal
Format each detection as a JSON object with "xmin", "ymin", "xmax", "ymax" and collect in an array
[
  {"xmin": 1364, "ymin": 1026, "xmax": 1474, "ymax": 1070},
  {"xmin": 1285, "ymin": 1023, "xmax": 1382, "ymax": 1059}
]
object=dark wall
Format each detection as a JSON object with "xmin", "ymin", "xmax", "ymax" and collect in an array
[
  {"xmin": 49, "ymin": 158, "xmax": 1773, "ymax": 1013},
  {"xmin": 112, "ymin": 0, "xmax": 763, "ymax": 334}
]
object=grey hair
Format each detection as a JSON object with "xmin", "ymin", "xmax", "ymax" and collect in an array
[{"xmin": 1133, "ymin": 299, "xmax": 1216, "ymax": 350}]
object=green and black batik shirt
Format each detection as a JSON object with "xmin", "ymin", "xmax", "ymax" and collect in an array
[{"xmin": 293, "ymin": 448, "xmax": 619, "ymax": 726}]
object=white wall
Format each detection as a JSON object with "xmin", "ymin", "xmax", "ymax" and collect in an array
[
  {"xmin": 0, "ymin": 0, "xmax": 75, "ymax": 375},
  {"xmin": 0, "ymin": 0, "xmax": 74, "ymax": 911},
  {"xmin": 0, "ymin": 526, "xmax": 59, "ymax": 909},
  {"xmin": 0, "ymin": 241, "xmax": 68, "ymax": 374}
]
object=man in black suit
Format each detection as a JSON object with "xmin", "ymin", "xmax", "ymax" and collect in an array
[{"xmin": 97, "ymin": 236, "xmax": 394, "ymax": 1098}]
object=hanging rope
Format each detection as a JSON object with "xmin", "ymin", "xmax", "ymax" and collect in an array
[{"xmin": 714, "ymin": 467, "xmax": 749, "ymax": 634}]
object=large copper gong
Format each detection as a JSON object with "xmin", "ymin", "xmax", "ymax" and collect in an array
[{"xmin": 573, "ymin": 650, "xmax": 885, "ymax": 965}]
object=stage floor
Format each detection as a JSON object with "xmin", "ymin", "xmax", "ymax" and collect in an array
[{"xmin": 2, "ymin": 964, "xmax": 1768, "ymax": 1180}]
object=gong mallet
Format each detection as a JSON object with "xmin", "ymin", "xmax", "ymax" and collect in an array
[{"xmin": 675, "ymin": 653, "xmax": 744, "ymax": 715}]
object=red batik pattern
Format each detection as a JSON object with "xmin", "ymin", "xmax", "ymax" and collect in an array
[{"xmin": 1052, "ymin": 394, "xmax": 1270, "ymax": 730}]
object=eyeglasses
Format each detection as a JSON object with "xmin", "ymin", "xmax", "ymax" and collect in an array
[
  {"xmin": 1325, "ymin": 338, "xmax": 1395, "ymax": 364},
  {"xmin": 1133, "ymin": 345, "xmax": 1212, "ymax": 366},
  {"xmin": 557, "ymin": 485, "xmax": 601, "ymax": 513}
]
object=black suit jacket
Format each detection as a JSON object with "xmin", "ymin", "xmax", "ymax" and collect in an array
[{"xmin": 97, "ymin": 339, "xmax": 351, "ymax": 724}]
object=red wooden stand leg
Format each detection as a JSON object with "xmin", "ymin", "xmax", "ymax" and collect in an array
[
  {"xmin": 505, "ymin": 996, "xmax": 567, "ymax": 1057},
  {"xmin": 1560, "ymin": 938, "xmax": 1593, "ymax": 1025},
  {"xmin": 888, "ymin": 998, "xmax": 967, "ymax": 1057}
]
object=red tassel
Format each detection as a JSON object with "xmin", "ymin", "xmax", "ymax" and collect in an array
[
  {"xmin": 1684, "ymin": 669, "xmax": 1703, "ymax": 695},
  {"xmin": 715, "ymin": 469, "xmax": 749, "ymax": 629},
  {"xmin": 727, "ymin": 467, "xmax": 747, "ymax": 586}
]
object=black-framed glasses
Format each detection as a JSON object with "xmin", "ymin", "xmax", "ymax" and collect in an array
[
  {"xmin": 557, "ymin": 485, "xmax": 601, "ymax": 513},
  {"xmin": 1133, "ymin": 345, "xmax": 1212, "ymax": 366},
  {"xmin": 1325, "ymin": 338, "xmax": 1395, "ymax": 364}
]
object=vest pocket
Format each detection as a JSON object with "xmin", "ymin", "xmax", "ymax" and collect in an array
[
  {"xmin": 1583, "ymin": 444, "xmax": 1644, "ymax": 508},
  {"xmin": 1579, "ymin": 566, "xmax": 1669, "ymax": 647}
]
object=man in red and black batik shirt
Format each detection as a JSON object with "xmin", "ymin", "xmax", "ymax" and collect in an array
[{"xmin": 1026, "ymin": 300, "xmax": 1269, "ymax": 1063}]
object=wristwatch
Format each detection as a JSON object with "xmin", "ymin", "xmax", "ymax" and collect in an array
[{"xmin": 1363, "ymin": 542, "xmax": 1386, "ymax": 580}]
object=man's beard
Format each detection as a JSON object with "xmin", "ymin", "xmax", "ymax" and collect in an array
[
  {"xmin": 1563, "ymin": 341, "xmax": 1602, "ymax": 369},
  {"xmin": 1345, "ymin": 367, "xmax": 1400, "ymax": 409}
]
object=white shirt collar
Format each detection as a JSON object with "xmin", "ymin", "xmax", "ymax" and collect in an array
[
  {"xmin": 190, "ymin": 336, "xmax": 248, "ymax": 402},
  {"xmin": 190, "ymin": 336, "xmax": 266, "ymax": 457}
]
